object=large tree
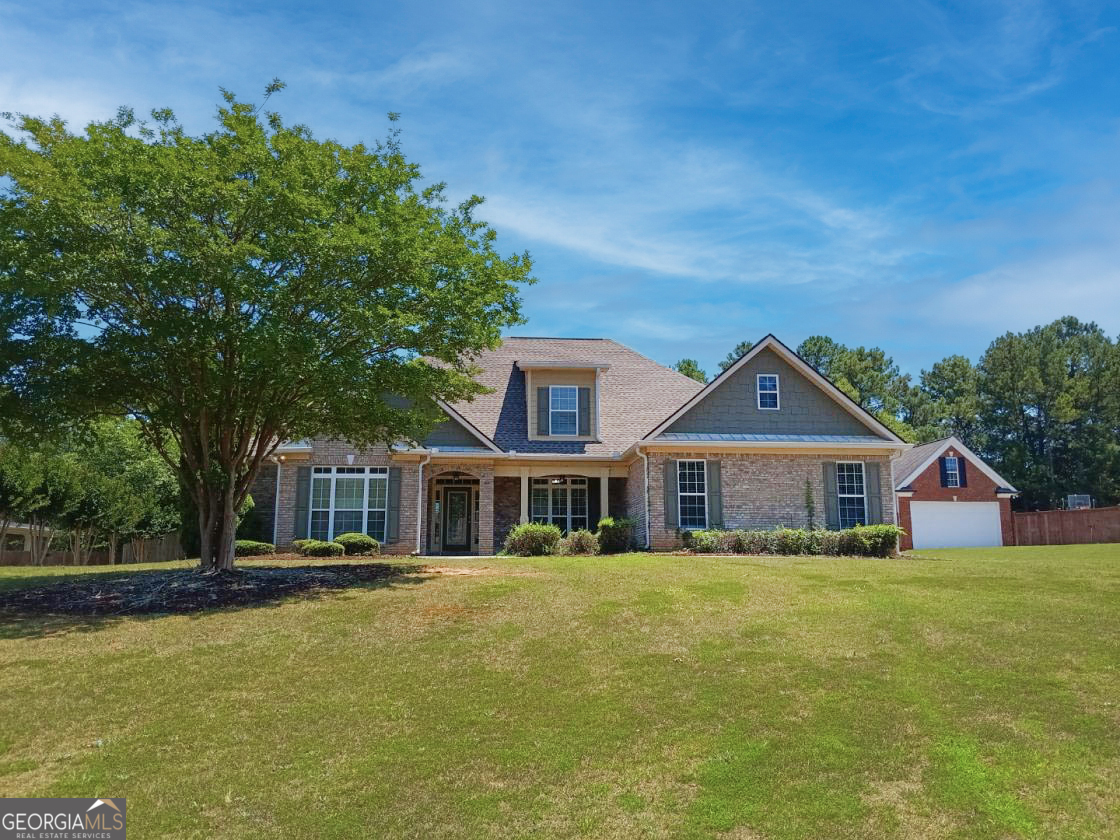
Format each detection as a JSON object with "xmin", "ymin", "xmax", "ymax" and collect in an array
[
  {"xmin": 0, "ymin": 83, "xmax": 533, "ymax": 571},
  {"xmin": 717, "ymin": 340, "xmax": 753, "ymax": 372},
  {"xmin": 673, "ymin": 358, "xmax": 707, "ymax": 383}
]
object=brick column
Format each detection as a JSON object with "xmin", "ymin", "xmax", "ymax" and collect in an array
[{"xmin": 478, "ymin": 471, "xmax": 495, "ymax": 555}]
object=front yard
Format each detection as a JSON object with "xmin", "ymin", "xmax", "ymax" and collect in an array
[{"xmin": 1, "ymin": 545, "xmax": 1117, "ymax": 838}]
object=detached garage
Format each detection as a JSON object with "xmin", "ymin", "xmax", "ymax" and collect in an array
[{"xmin": 893, "ymin": 437, "xmax": 1018, "ymax": 550}]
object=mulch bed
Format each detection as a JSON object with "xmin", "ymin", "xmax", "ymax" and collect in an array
[{"xmin": 0, "ymin": 563, "xmax": 421, "ymax": 617}]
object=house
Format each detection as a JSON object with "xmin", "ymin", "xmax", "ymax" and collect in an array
[
  {"xmin": 252, "ymin": 335, "xmax": 910, "ymax": 555},
  {"xmin": 892, "ymin": 436, "xmax": 1018, "ymax": 550}
]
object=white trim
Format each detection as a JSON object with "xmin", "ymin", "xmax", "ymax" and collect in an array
[
  {"xmin": 516, "ymin": 360, "xmax": 611, "ymax": 370},
  {"xmin": 529, "ymin": 476, "xmax": 590, "ymax": 533},
  {"xmin": 416, "ymin": 454, "xmax": 430, "ymax": 554},
  {"xmin": 756, "ymin": 373, "xmax": 780, "ymax": 410},
  {"xmin": 836, "ymin": 461, "xmax": 867, "ymax": 529},
  {"xmin": 893, "ymin": 436, "xmax": 1018, "ymax": 493},
  {"xmin": 644, "ymin": 335, "xmax": 905, "ymax": 443},
  {"xmin": 943, "ymin": 455, "xmax": 960, "ymax": 488},
  {"xmin": 676, "ymin": 459, "xmax": 708, "ymax": 531},
  {"xmin": 308, "ymin": 466, "xmax": 390, "ymax": 542}
]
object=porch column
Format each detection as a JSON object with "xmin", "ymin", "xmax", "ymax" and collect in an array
[
  {"xmin": 479, "ymin": 469, "xmax": 495, "ymax": 555},
  {"xmin": 599, "ymin": 467, "xmax": 610, "ymax": 525},
  {"xmin": 519, "ymin": 468, "xmax": 530, "ymax": 524}
]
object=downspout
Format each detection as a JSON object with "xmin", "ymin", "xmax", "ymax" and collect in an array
[
  {"xmin": 638, "ymin": 445, "xmax": 651, "ymax": 550},
  {"xmin": 417, "ymin": 453, "xmax": 431, "ymax": 555},
  {"xmin": 271, "ymin": 456, "xmax": 282, "ymax": 546}
]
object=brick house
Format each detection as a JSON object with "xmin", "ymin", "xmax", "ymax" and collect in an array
[
  {"xmin": 252, "ymin": 334, "xmax": 910, "ymax": 555},
  {"xmin": 892, "ymin": 436, "xmax": 1018, "ymax": 550}
]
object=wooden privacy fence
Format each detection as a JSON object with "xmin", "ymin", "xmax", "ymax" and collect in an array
[
  {"xmin": 0, "ymin": 533, "xmax": 184, "ymax": 567},
  {"xmin": 1012, "ymin": 506, "xmax": 1120, "ymax": 546}
]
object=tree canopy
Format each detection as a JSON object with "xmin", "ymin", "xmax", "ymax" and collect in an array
[
  {"xmin": 0, "ymin": 83, "xmax": 534, "ymax": 570},
  {"xmin": 673, "ymin": 358, "xmax": 707, "ymax": 383}
]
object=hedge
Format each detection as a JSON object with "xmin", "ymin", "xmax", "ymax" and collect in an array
[
  {"xmin": 682, "ymin": 525, "xmax": 903, "ymax": 558},
  {"xmin": 596, "ymin": 517, "xmax": 635, "ymax": 554},
  {"xmin": 559, "ymin": 529, "xmax": 599, "ymax": 555},
  {"xmin": 296, "ymin": 539, "xmax": 347, "ymax": 557},
  {"xmin": 333, "ymin": 532, "xmax": 380, "ymax": 556},
  {"xmin": 233, "ymin": 539, "xmax": 275, "ymax": 557}
]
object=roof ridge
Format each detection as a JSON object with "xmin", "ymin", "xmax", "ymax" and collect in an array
[{"xmin": 505, "ymin": 335, "xmax": 608, "ymax": 341}]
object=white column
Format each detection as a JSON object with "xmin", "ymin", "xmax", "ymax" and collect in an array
[
  {"xmin": 599, "ymin": 467, "xmax": 610, "ymax": 524},
  {"xmin": 520, "ymin": 468, "xmax": 530, "ymax": 523}
]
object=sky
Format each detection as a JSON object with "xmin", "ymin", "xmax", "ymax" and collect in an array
[{"xmin": 2, "ymin": 0, "xmax": 1119, "ymax": 377}]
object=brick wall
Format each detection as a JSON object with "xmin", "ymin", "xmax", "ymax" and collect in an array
[
  {"xmin": 646, "ymin": 450, "xmax": 895, "ymax": 550},
  {"xmin": 493, "ymin": 477, "xmax": 521, "ymax": 549},
  {"xmin": 274, "ymin": 439, "xmax": 420, "ymax": 556},
  {"xmin": 626, "ymin": 458, "xmax": 648, "ymax": 548},
  {"xmin": 896, "ymin": 446, "xmax": 1013, "ymax": 550}
]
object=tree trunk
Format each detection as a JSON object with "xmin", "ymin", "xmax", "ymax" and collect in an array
[
  {"xmin": 0, "ymin": 519, "xmax": 9, "ymax": 566},
  {"xmin": 108, "ymin": 532, "xmax": 118, "ymax": 565}
]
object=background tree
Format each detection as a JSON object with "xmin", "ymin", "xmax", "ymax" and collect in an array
[
  {"xmin": 674, "ymin": 358, "xmax": 708, "ymax": 383},
  {"xmin": 919, "ymin": 354, "xmax": 984, "ymax": 446},
  {"xmin": 795, "ymin": 335, "xmax": 846, "ymax": 378},
  {"xmin": 0, "ymin": 83, "xmax": 533, "ymax": 572},
  {"xmin": 718, "ymin": 340, "xmax": 753, "ymax": 372}
]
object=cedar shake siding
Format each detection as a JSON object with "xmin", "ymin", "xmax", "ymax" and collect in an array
[{"xmin": 666, "ymin": 347, "xmax": 873, "ymax": 437}]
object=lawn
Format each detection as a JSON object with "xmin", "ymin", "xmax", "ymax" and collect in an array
[{"xmin": 0, "ymin": 545, "xmax": 1117, "ymax": 839}]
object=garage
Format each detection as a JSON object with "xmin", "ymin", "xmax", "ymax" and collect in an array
[{"xmin": 909, "ymin": 501, "xmax": 1004, "ymax": 549}]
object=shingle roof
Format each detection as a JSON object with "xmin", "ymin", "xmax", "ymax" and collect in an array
[
  {"xmin": 448, "ymin": 337, "xmax": 703, "ymax": 455},
  {"xmin": 891, "ymin": 437, "xmax": 951, "ymax": 487}
]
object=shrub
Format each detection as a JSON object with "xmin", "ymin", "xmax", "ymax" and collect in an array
[
  {"xmin": 297, "ymin": 539, "xmax": 346, "ymax": 557},
  {"xmin": 559, "ymin": 529, "xmax": 599, "ymax": 555},
  {"xmin": 234, "ymin": 539, "xmax": 275, "ymax": 557},
  {"xmin": 596, "ymin": 517, "xmax": 635, "ymax": 554},
  {"xmin": 333, "ymin": 532, "xmax": 380, "ymax": 556},
  {"xmin": 503, "ymin": 523, "xmax": 562, "ymax": 556},
  {"xmin": 680, "ymin": 524, "xmax": 903, "ymax": 558},
  {"xmin": 849, "ymin": 524, "xmax": 903, "ymax": 558},
  {"xmin": 290, "ymin": 539, "xmax": 312, "ymax": 553}
]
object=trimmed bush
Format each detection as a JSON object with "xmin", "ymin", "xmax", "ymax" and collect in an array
[
  {"xmin": 297, "ymin": 539, "xmax": 346, "ymax": 557},
  {"xmin": 684, "ymin": 525, "xmax": 903, "ymax": 558},
  {"xmin": 559, "ymin": 529, "xmax": 599, "ymax": 555},
  {"xmin": 596, "ymin": 517, "xmax": 635, "ymax": 554},
  {"xmin": 503, "ymin": 523, "xmax": 562, "ymax": 556},
  {"xmin": 290, "ymin": 539, "xmax": 312, "ymax": 553},
  {"xmin": 234, "ymin": 539, "xmax": 275, "ymax": 557},
  {"xmin": 334, "ymin": 532, "xmax": 380, "ymax": 556}
]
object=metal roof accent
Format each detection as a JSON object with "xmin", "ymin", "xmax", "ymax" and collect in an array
[{"xmin": 656, "ymin": 432, "xmax": 892, "ymax": 443}]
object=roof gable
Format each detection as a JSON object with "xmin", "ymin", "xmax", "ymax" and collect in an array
[
  {"xmin": 646, "ymin": 335, "xmax": 904, "ymax": 443},
  {"xmin": 893, "ymin": 436, "xmax": 1018, "ymax": 492},
  {"xmin": 422, "ymin": 401, "xmax": 502, "ymax": 452}
]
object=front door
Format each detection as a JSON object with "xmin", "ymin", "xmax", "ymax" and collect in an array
[{"xmin": 443, "ymin": 489, "xmax": 471, "ymax": 553}]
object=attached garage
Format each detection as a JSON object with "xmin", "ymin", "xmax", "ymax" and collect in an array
[
  {"xmin": 908, "ymin": 501, "xmax": 1004, "ymax": 549},
  {"xmin": 892, "ymin": 436, "xmax": 1018, "ymax": 551}
]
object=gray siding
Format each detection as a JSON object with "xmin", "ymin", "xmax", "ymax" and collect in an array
[
  {"xmin": 666, "ymin": 348, "xmax": 881, "ymax": 437},
  {"xmin": 423, "ymin": 414, "xmax": 488, "ymax": 449}
]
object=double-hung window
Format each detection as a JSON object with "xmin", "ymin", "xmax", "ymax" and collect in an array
[
  {"xmin": 549, "ymin": 386, "xmax": 579, "ymax": 435},
  {"xmin": 943, "ymin": 456, "xmax": 960, "ymax": 488},
  {"xmin": 757, "ymin": 374, "xmax": 779, "ymax": 410},
  {"xmin": 836, "ymin": 462, "xmax": 866, "ymax": 528},
  {"xmin": 530, "ymin": 477, "xmax": 588, "ymax": 532},
  {"xmin": 677, "ymin": 460, "xmax": 707, "ymax": 530},
  {"xmin": 309, "ymin": 466, "xmax": 389, "ymax": 542}
]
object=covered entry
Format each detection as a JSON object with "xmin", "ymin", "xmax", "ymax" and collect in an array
[{"xmin": 427, "ymin": 471, "xmax": 481, "ymax": 555}]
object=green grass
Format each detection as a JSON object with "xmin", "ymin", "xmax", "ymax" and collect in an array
[{"xmin": 1, "ymin": 545, "xmax": 1118, "ymax": 838}]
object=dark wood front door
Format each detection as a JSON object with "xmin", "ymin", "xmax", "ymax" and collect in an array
[{"xmin": 442, "ymin": 489, "xmax": 471, "ymax": 552}]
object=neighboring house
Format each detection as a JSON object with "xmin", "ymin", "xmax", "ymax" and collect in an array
[
  {"xmin": 252, "ymin": 335, "xmax": 909, "ymax": 555},
  {"xmin": 892, "ymin": 436, "xmax": 1018, "ymax": 550}
]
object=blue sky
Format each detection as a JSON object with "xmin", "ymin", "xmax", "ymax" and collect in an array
[{"xmin": 3, "ymin": 0, "xmax": 1119, "ymax": 376}]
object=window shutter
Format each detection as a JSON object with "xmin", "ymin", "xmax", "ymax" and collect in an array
[
  {"xmin": 865, "ymin": 462, "xmax": 882, "ymax": 524},
  {"xmin": 588, "ymin": 477, "xmax": 601, "ymax": 527},
  {"xmin": 578, "ymin": 387, "xmax": 591, "ymax": 436},
  {"xmin": 537, "ymin": 387, "xmax": 549, "ymax": 435},
  {"xmin": 706, "ymin": 460, "xmax": 723, "ymax": 529},
  {"xmin": 938, "ymin": 457, "xmax": 949, "ymax": 487},
  {"xmin": 663, "ymin": 460, "xmax": 678, "ymax": 529},
  {"xmin": 293, "ymin": 466, "xmax": 311, "ymax": 540},
  {"xmin": 823, "ymin": 463, "xmax": 840, "ymax": 530},
  {"xmin": 958, "ymin": 458, "xmax": 968, "ymax": 487},
  {"xmin": 386, "ymin": 467, "xmax": 402, "ymax": 543}
]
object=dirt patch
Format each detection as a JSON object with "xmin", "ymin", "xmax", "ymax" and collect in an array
[{"xmin": 0, "ymin": 563, "xmax": 423, "ymax": 617}]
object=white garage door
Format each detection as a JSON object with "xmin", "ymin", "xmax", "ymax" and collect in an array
[{"xmin": 910, "ymin": 502, "xmax": 1003, "ymax": 549}]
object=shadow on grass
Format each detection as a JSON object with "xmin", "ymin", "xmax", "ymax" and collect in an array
[{"xmin": 0, "ymin": 563, "xmax": 429, "ymax": 639}]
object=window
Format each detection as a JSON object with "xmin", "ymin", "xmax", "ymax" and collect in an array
[
  {"xmin": 549, "ymin": 386, "xmax": 578, "ymax": 435},
  {"xmin": 944, "ymin": 455, "xmax": 960, "ymax": 488},
  {"xmin": 677, "ymin": 460, "xmax": 707, "ymax": 530},
  {"xmin": 309, "ymin": 466, "xmax": 389, "ymax": 542},
  {"xmin": 757, "ymin": 374, "xmax": 779, "ymax": 410},
  {"xmin": 836, "ymin": 462, "xmax": 866, "ymax": 528},
  {"xmin": 530, "ymin": 477, "xmax": 588, "ymax": 532}
]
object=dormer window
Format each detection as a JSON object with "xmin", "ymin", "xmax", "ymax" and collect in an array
[
  {"xmin": 757, "ymin": 374, "xmax": 779, "ymax": 410},
  {"xmin": 549, "ymin": 386, "xmax": 579, "ymax": 435}
]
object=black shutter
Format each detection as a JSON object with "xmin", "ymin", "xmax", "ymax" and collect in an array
[
  {"xmin": 958, "ymin": 458, "xmax": 968, "ymax": 487},
  {"xmin": 578, "ymin": 387, "xmax": 591, "ymax": 436},
  {"xmin": 938, "ymin": 457, "xmax": 949, "ymax": 487},
  {"xmin": 537, "ymin": 387, "xmax": 549, "ymax": 435},
  {"xmin": 663, "ymin": 460, "xmax": 678, "ymax": 528},
  {"xmin": 386, "ymin": 467, "xmax": 402, "ymax": 543},
  {"xmin": 823, "ymin": 463, "xmax": 839, "ymax": 529},
  {"xmin": 865, "ymin": 462, "xmax": 882, "ymax": 524},
  {"xmin": 294, "ymin": 466, "xmax": 311, "ymax": 540},
  {"xmin": 706, "ymin": 460, "xmax": 722, "ymax": 528}
]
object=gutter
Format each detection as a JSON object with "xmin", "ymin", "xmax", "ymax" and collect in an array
[{"xmin": 271, "ymin": 456, "xmax": 282, "ymax": 546}]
